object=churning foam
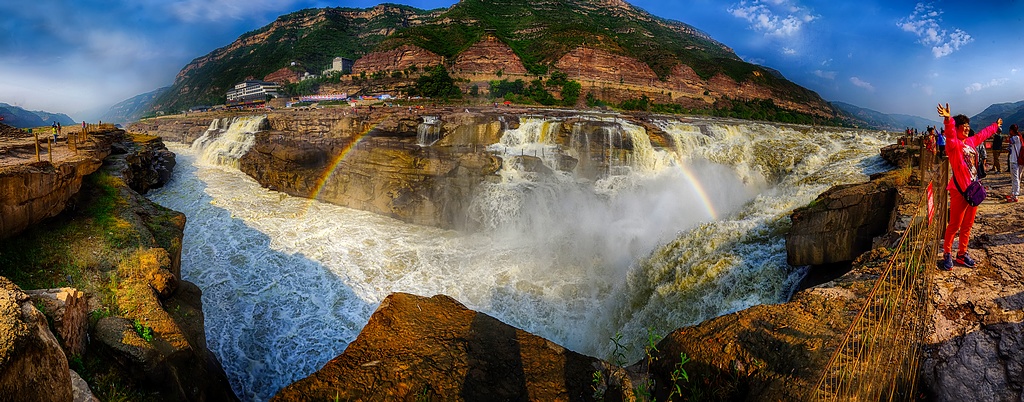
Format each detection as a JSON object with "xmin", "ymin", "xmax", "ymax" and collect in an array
[{"xmin": 149, "ymin": 116, "xmax": 895, "ymax": 401}]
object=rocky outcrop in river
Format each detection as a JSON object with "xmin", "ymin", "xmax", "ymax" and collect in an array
[{"xmin": 273, "ymin": 293, "xmax": 637, "ymax": 401}]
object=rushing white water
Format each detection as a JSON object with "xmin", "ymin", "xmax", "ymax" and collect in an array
[
  {"xmin": 417, "ymin": 115, "xmax": 441, "ymax": 146},
  {"xmin": 147, "ymin": 115, "xmax": 895, "ymax": 401}
]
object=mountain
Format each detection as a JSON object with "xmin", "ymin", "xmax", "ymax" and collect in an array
[
  {"xmin": 98, "ymin": 87, "xmax": 170, "ymax": 125},
  {"xmin": 970, "ymin": 101, "xmax": 1024, "ymax": 129},
  {"xmin": 151, "ymin": 0, "xmax": 837, "ymax": 121},
  {"xmin": 151, "ymin": 5, "xmax": 442, "ymax": 112},
  {"xmin": 0, "ymin": 103, "xmax": 76, "ymax": 128},
  {"xmin": 831, "ymin": 101, "xmax": 937, "ymax": 131}
]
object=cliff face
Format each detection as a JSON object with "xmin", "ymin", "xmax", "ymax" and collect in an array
[
  {"xmin": 452, "ymin": 35, "xmax": 528, "ymax": 75},
  {"xmin": 0, "ymin": 130, "xmax": 236, "ymax": 401},
  {"xmin": 786, "ymin": 178, "xmax": 898, "ymax": 266},
  {"xmin": 351, "ymin": 44, "xmax": 444, "ymax": 75},
  {"xmin": 0, "ymin": 133, "xmax": 113, "ymax": 240},
  {"xmin": 237, "ymin": 110, "xmax": 504, "ymax": 229},
  {"xmin": 555, "ymin": 47, "xmax": 659, "ymax": 87}
]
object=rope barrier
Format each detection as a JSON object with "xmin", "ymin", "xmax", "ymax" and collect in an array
[{"xmin": 810, "ymin": 141, "xmax": 946, "ymax": 401}]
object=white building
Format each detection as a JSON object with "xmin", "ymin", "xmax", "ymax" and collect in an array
[
  {"xmin": 322, "ymin": 57, "xmax": 354, "ymax": 75},
  {"xmin": 226, "ymin": 80, "xmax": 282, "ymax": 104}
]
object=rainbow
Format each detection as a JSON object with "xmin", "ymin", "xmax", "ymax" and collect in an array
[
  {"xmin": 299, "ymin": 123, "xmax": 720, "ymax": 223},
  {"xmin": 299, "ymin": 128, "xmax": 375, "ymax": 217},
  {"xmin": 677, "ymin": 163, "xmax": 718, "ymax": 220}
]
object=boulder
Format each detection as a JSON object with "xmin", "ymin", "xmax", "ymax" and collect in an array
[
  {"xmin": 786, "ymin": 175, "xmax": 898, "ymax": 266},
  {"xmin": 25, "ymin": 287, "xmax": 88, "ymax": 357},
  {"xmin": 70, "ymin": 369, "xmax": 99, "ymax": 402},
  {"xmin": 272, "ymin": 293, "xmax": 634, "ymax": 401},
  {"xmin": 0, "ymin": 277, "xmax": 72, "ymax": 402}
]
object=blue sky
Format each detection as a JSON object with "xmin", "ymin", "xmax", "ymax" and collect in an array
[{"xmin": 1, "ymin": 0, "xmax": 1022, "ymax": 122}]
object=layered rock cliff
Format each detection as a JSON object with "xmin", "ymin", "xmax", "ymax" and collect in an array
[
  {"xmin": 0, "ymin": 134, "xmax": 112, "ymax": 240},
  {"xmin": 0, "ymin": 129, "xmax": 236, "ymax": 401},
  {"xmin": 352, "ymin": 44, "xmax": 445, "ymax": 75},
  {"xmin": 452, "ymin": 34, "xmax": 529, "ymax": 75}
]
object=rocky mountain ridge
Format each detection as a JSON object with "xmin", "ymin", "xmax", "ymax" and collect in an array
[
  {"xmin": 147, "ymin": 0, "xmax": 838, "ymax": 121},
  {"xmin": 0, "ymin": 103, "xmax": 76, "ymax": 129}
]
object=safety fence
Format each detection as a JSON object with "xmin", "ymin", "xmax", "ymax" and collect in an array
[{"xmin": 810, "ymin": 143, "xmax": 947, "ymax": 401}]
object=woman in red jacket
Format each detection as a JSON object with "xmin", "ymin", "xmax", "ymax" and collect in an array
[{"xmin": 937, "ymin": 103, "xmax": 1002, "ymax": 270}]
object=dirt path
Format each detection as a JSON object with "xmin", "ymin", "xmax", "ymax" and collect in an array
[{"xmin": 0, "ymin": 128, "xmax": 88, "ymax": 168}]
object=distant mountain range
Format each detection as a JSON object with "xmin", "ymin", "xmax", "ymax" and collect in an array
[
  {"xmin": 0, "ymin": 103, "xmax": 76, "ymax": 128},
  {"xmin": 97, "ymin": 87, "xmax": 170, "ymax": 125},
  {"xmin": 831, "ymin": 102, "xmax": 938, "ymax": 131},
  {"xmin": 970, "ymin": 101, "xmax": 1024, "ymax": 129}
]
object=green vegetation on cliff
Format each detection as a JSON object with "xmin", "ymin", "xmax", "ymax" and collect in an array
[
  {"xmin": 149, "ymin": 0, "xmax": 833, "ymax": 122},
  {"xmin": 386, "ymin": 0, "xmax": 738, "ymax": 78},
  {"xmin": 152, "ymin": 5, "xmax": 438, "ymax": 112}
]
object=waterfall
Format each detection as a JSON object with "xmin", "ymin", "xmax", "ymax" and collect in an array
[
  {"xmin": 147, "ymin": 114, "xmax": 896, "ymax": 401},
  {"xmin": 191, "ymin": 115, "xmax": 267, "ymax": 168},
  {"xmin": 417, "ymin": 116, "xmax": 441, "ymax": 146}
]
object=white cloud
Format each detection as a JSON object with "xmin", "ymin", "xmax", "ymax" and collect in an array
[
  {"xmin": 813, "ymin": 70, "xmax": 835, "ymax": 79},
  {"xmin": 850, "ymin": 77, "xmax": 875, "ymax": 92},
  {"xmin": 964, "ymin": 78, "xmax": 1009, "ymax": 95},
  {"xmin": 728, "ymin": 0, "xmax": 817, "ymax": 37},
  {"xmin": 897, "ymin": 2, "xmax": 973, "ymax": 58},
  {"xmin": 912, "ymin": 83, "xmax": 934, "ymax": 96},
  {"xmin": 168, "ymin": 0, "xmax": 300, "ymax": 22},
  {"xmin": 1012, "ymin": 68, "xmax": 1019, "ymax": 74},
  {"xmin": 782, "ymin": 47, "xmax": 797, "ymax": 55}
]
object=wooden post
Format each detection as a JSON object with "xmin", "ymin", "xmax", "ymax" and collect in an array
[
  {"xmin": 32, "ymin": 128, "xmax": 39, "ymax": 162},
  {"xmin": 48, "ymin": 136, "xmax": 52, "ymax": 163}
]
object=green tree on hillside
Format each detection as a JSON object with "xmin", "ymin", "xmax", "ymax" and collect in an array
[{"xmin": 412, "ymin": 65, "xmax": 462, "ymax": 100}]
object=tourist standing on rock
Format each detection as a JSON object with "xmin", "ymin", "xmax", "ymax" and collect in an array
[
  {"xmin": 1008, "ymin": 124, "xmax": 1023, "ymax": 202},
  {"xmin": 51, "ymin": 122, "xmax": 58, "ymax": 144},
  {"xmin": 991, "ymin": 128, "xmax": 1004, "ymax": 172},
  {"xmin": 937, "ymin": 103, "xmax": 1001, "ymax": 270}
]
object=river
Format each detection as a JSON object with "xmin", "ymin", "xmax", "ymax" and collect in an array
[{"xmin": 147, "ymin": 114, "xmax": 895, "ymax": 401}]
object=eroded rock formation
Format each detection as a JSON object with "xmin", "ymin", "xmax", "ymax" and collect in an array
[
  {"xmin": 452, "ymin": 34, "xmax": 528, "ymax": 75},
  {"xmin": 786, "ymin": 177, "xmax": 898, "ymax": 266},
  {"xmin": 0, "ymin": 134, "xmax": 113, "ymax": 239},
  {"xmin": 0, "ymin": 277, "xmax": 73, "ymax": 402},
  {"xmin": 272, "ymin": 293, "xmax": 635, "ymax": 401},
  {"xmin": 556, "ymin": 47, "xmax": 660, "ymax": 87},
  {"xmin": 352, "ymin": 44, "xmax": 444, "ymax": 74}
]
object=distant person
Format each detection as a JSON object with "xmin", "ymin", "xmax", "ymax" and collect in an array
[
  {"xmin": 1008, "ymin": 124, "xmax": 1023, "ymax": 203},
  {"xmin": 51, "ymin": 122, "xmax": 58, "ymax": 143},
  {"xmin": 991, "ymin": 128, "xmax": 1004, "ymax": 172},
  {"xmin": 924, "ymin": 126, "xmax": 937, "ymax": 154},
  {"xmin": 937, "ymin": 127, "xmax": 947, "ymax": 158},
  {"xmin": 970, "ymin": 129, "xmax": 987, "ymax": 178},
  {"xmin": 936, "ymin": 103, "xmax": 1001, "ymax": 270}
]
